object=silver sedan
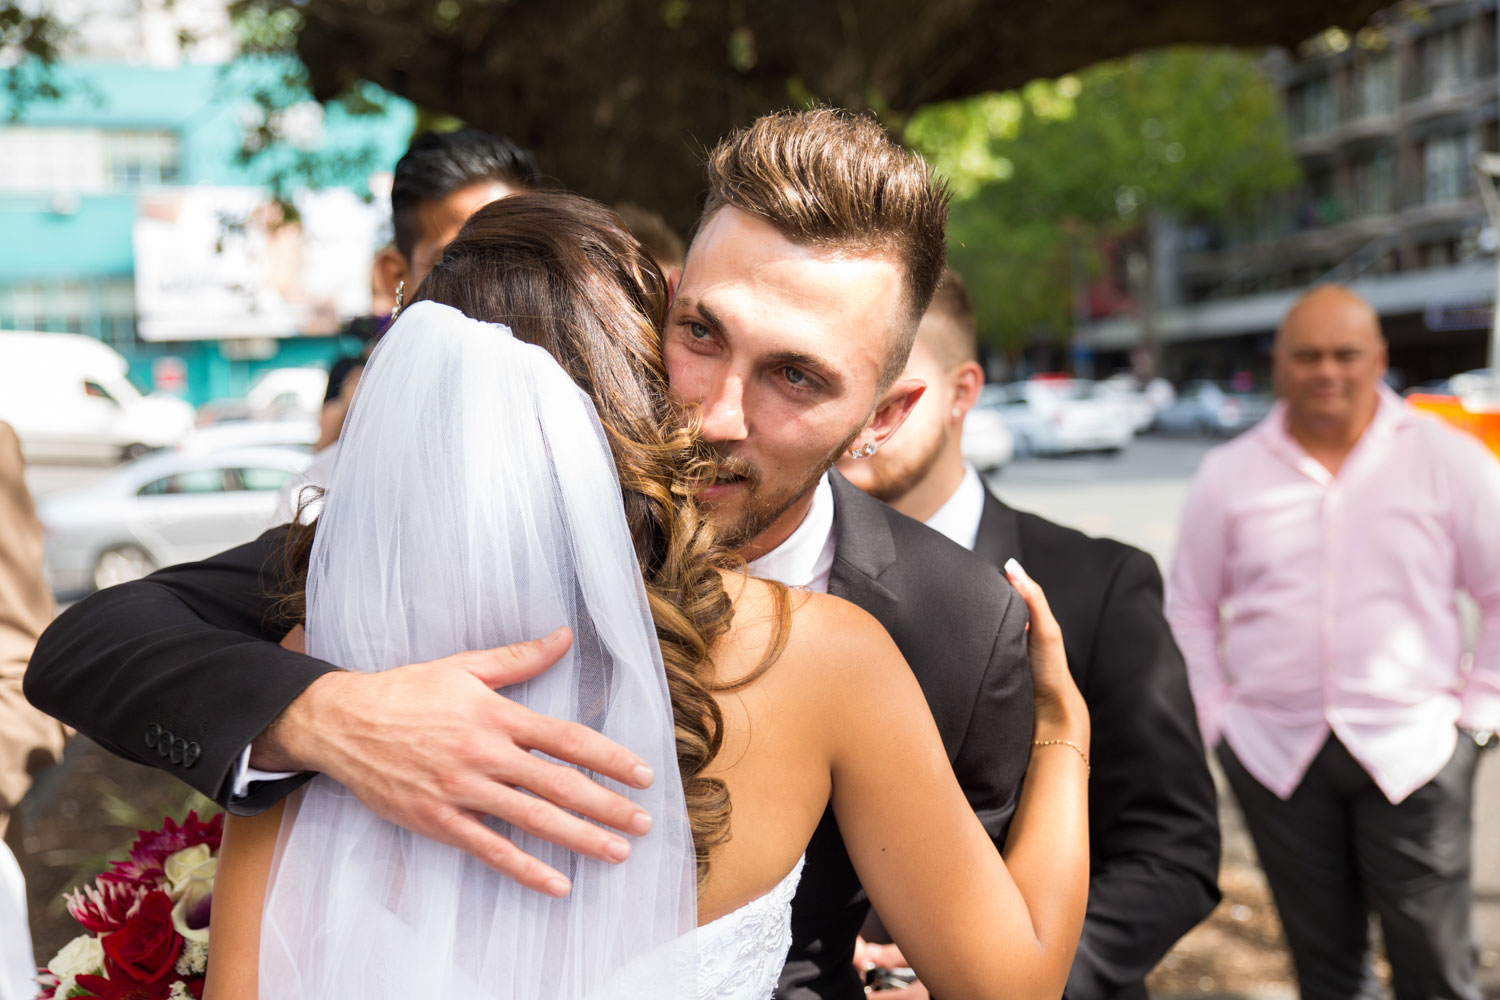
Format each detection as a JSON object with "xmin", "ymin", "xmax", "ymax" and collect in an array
[{"xmin": 38, "ymin": 445, "xmax": 312, "ymax": 598}]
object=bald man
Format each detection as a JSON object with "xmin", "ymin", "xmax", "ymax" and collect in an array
[{"xmin": 1167, "ymin": 285, "xmax": 1500, "ymax": 1000}]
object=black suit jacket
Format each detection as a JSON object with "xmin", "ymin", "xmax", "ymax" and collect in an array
[
  {"xmin": 25, "ymin": 474, "xmax": 1035, "ymax": 1000},
  {"xmin": 26, "ymin": 523, "xmax": 330, "ymax": 812},
  {"xmin": 973, "ymin": 488, "xmax": 1221, "ymax": 1000},
  {"xmin": 775, "ymin": 473, "xmax": 1033, "ymax": 1000}
]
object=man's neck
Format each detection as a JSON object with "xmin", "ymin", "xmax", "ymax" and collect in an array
[
  {"xmin": 890, "ymin": 446, "xmax": 967, "ymax": 524},
  {"xmin": 1286, "ymin": 393, "xmax": 1380, "ymax": 476},
  {"xmin": 738, "ymin": 486, "xmax": 819, "ymax": 562}
]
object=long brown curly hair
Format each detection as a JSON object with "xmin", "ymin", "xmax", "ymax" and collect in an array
[{"xmin": 274, "ymin": 191, "xmax": 786, "ymax": 884}]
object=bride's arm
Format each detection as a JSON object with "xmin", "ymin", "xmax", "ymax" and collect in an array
[
  {"xmin": 204, "ymin": 803, "xmax": 282, "ymax": 999},
  {"xmin": 205, "ymin": 623, "xmax": 305, "ymax": 999},
  {"xmin": 814, "ymin": 572, "xmax": 1088, "ymax": 1000}
]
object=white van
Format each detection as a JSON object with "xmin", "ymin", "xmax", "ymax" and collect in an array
[{"xmin": 0, "ymin": 330, "xmax": 195, "ymax": 461}]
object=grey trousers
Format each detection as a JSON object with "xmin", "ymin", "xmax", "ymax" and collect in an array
[{"xmin": 1218, "ymin": 734, "xmax": 1481, "ymax": 1000}]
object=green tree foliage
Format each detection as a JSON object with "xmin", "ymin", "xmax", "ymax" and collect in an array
[{"xmin": 907, "ymin": 47, "xmax": 1301, "ymax": 354}]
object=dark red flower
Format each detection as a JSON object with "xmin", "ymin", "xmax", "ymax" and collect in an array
[
  {"xmin": 100, "ymin": 891, "xmax": 181, "ymax": 986},
  {"xmin": 74, "ymin": 957, "xmax": 174, "ymax": 1000},
  {"xmin": 66, "ymin": 878, "xmax": 143, "ymax": 934},
  {"xmin": 108, "ymin": 812, "xmax": 223, "ymax": 886}
]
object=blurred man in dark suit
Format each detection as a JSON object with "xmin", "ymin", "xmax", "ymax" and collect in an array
[{"xmin": 839, "ymin": 270, "xmax": 1220, "ymax": 1000}]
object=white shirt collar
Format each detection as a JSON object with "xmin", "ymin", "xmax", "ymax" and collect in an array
[
  {"xmin": 924, "ymin": 462, "xmax": 986, "ymax": 552},
  {"xmin": 746, "ymin": 473, "xmax": 837, "ymax": 593}
]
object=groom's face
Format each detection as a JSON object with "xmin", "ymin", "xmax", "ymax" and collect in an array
[{"xmin": 664, "ymin": 207, "xmax": 908, "ymax": 557}]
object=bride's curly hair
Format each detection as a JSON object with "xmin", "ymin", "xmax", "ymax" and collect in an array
[{"xmin": 274, "ymin": 191, "xmax": 785, "ymax": 885}]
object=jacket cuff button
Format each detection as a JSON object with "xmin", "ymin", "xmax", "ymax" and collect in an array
[
  {"xmin": 144, "ymin": 723, "xmax": 161, "ymax": 749},
  {"xmin": 183, "ymin": 742, "xmax": 201, "ymax": 768}
]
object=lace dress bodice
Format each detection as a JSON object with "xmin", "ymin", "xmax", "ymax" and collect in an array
[{"xmin": 691, "ymin": 855, "xmax": 806, "ymax": 1000}]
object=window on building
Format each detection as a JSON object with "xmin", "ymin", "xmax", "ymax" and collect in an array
[
  {"xmin": 105, "ymin": 131, "xmax": 180, "ymax": 187},
  {"xmin": 1349, "ymin": 150, "xmax": 1394, "ymax": 216},
  {"xmin": 1419, "ymin": 27, "xmax": 1465, "ymax": 98},
  {"xmin": 1349, "ymin": 54, "xmax": 1397, "ymax": 120},
  {"xmin": 0, "ymin": 278, "xmax": 136, "ymax": 346},
  {"xmin": 1297, "ymin": 76, "xmax": 1336, "ymax": 135},
  {"xmin": 1424, "ymin": 132, "xmax": 1475, "ymax": 204},
  {"xmin": 0, "ymin": 126, "xmax": 178, "ymax": 192}
]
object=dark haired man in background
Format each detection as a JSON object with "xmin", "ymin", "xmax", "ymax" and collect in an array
[
  {"xmin": 840, "ymin": 270, "xmax": 1220, "ymax": 1000},
  {"xmin": 283, "ymin": 128, "xmax": 543, "ymax": 523}
]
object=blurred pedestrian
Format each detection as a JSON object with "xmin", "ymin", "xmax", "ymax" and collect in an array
[
  {"xmin": 0, "ymin": 419, "xmax": 68, "ymax": 996},
  {"xmin": 838, "ymin": 270, "xmax": 1220, "ymax": 1000},
  {"xmin": 276, "ymin": 128, "xmax": 542, "ymax": 523},
  {"xmin": 1167, "ymin": 284, "xmax": 1500, "ymax": 1000}
]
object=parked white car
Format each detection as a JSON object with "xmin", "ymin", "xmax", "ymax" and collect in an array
[
  {"xmin": 38, "ymin": 445, "xmax": 312, "ymax": 596},
  {"xmin": 987, "ymin": 378, "xmax": 1134, "ymax": 456},
  {"xmin": 245, "ymin": 367, "xmax": 331, "ymax": 420},
  {"xmin": 0, "ymin": 330, "xmax": 195, "ymax": 461},
  {"xmin": 178, "ymin": 418, "xmax": 319, "ymax": 455},
  {"xmin": 960, "ymin": 404, "xmax": 1015, "ymax": 472},
  {"xmin": 1096, "ymin": 374, "xmax": 1158, "ymax": 433}
]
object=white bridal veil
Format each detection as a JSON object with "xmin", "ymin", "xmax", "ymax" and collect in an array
[{"xmin": 258, "ymin": 300, "xmax": 697, "ymax": 998}]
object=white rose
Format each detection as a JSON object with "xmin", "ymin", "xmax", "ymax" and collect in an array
[
  {"xmin": 164, "ymin": 844, "xmax": 215, "ymax": 899},
  {"xmin": 46, "ymin": 934, "xmax": 104, "ymax": 981}
]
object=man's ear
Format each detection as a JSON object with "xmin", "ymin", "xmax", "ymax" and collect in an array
[
  {"xmin": 950, "ymin": 362, "xmax": 985, "ymax": 420},
  {"xmin": 373, "ymin": 246, "xmax": 409, "ymax": 310},
  {"xmin": 666, "ymin": 266, "xmax": 682, "ymax": 307},
  {"xmin": 856, "ymin": 377, "xmax": 926, "ymax": 454}
]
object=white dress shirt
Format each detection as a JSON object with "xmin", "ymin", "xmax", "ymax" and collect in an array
[
  {"xmin": 234, "ymin": 474, "xmax": 840, "ymax": 799},
  {"xmin": 922, "ymin": 463, "xmax": 986, "ymax": 551}
]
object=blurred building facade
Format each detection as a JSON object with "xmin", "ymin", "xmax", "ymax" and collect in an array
[
  {"xmin": 1078, "ymin": 0, "xmax": 1499, "ymax": 388},
  {"xmin": 0, "ymin": 0, "xmax": 415, "ymax": 408}
]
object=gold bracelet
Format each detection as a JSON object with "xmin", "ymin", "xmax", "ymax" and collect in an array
[{"xmin": 1032, "ymin": 739, "xmax": 1090, "ymax": 777}]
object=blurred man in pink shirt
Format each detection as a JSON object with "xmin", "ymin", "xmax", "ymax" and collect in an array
[{"xmin": 1167, "ymin": 285, "xmax": 1500, "ymax": 1000}]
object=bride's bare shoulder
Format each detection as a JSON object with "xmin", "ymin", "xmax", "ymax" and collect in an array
[{"xmin": 715, "ymin": 571, "xmax": 905, "ymax": 693}]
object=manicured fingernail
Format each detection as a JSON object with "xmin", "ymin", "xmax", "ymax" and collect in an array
[
  {"xmin": 546, "ymin": 876, "xmax": 571, "ymax": 897},
  {"xmin": 605, "ymin": 838, "xmax": 631, "ymax": 862},
  {"xmin": 630, "ymin": 810, "xmax": 653, "ymax": 835},
  {"xmin": 632, "ymin": 764, "xmax": 655, "ymax": 788},
  {"xmin": 1004, "ymin": 558, "xmax": 1029, "ymax": 584},
  {"xmin": 546, "ymin": 626, "xmax": 568, "ymax": 642}
]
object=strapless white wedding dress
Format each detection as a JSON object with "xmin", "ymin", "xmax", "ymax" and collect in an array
[
  {"xmin": 589, "ymin": 855, "xmax": 806, "ymax": 1000},
  {"xmin": 689, "ymin": 855, "xmax": 805, "ymax": 1000}
]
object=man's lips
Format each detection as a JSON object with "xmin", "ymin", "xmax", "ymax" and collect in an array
[{"xmin": 699, "ymin": 473, "xmax": 748, "ymax": 501}]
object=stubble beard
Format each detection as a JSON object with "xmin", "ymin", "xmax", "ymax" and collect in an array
[
  {"xmin": 852, "ymin": 426, "xmax": 946, "ymax": 505},
  {"xmin": 712, "ymin": 427, "xmax": 863, "ymax": 552}
]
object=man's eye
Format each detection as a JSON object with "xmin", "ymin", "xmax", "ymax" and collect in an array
[
  {"xmin": 688, "ymin": 322, "xmax": 712, "ymax": 340},
  {"xmin": 782, "ymin": 366, "xmax": 809, "ymax": 387}
]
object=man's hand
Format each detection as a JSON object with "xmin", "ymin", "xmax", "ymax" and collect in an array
[{"xmin": 255, "ymin": 626, "xmax": 656, "ymax": 897}]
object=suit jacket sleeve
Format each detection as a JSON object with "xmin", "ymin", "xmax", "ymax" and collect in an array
[
  {"xmin": 0, "ymin": 422, "xmax": 68, "ymax": 824},
  {"xmin": 23, "ymin": 527, "xmax": 337, "ymax": 813},
  {"xmin": 1064, "ymin": 549, "xmax": 1221, "ymax": 1000},
  {"xmin": 953, "ymin": 580, "xmax": 1034, "ymax": 843}
]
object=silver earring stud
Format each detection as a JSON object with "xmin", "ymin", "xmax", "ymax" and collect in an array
[{"xmin": 854, "ymin": 443, "xmax": 876, "ymax": 459}]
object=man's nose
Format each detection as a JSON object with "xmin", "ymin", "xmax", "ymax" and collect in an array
[{"xmin": 699, "ymin": 374, "xmax": 749, "ymax": 444}]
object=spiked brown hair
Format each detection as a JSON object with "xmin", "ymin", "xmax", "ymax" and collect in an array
[{"xmin": 699, "ymin": 108, "xmax": 951, "ymax": 387}]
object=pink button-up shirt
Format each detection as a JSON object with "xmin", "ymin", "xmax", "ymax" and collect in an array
[{"xmin": 1166, "ymin": 385, "xmax": 1500, "ymax": 803}]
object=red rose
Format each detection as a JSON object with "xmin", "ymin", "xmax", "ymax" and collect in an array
[
  {"xmin": 100, "ymin": 890, "xmax": 182, "ymax": 985},
  {"xmin": 75, "ymin": 958, "xmax": 174, "ymax": 1000}
]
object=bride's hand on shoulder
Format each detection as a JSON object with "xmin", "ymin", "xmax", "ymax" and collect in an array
[{"xmin": 1002, "ymin": 560, "xmax": 1088, "ymax": 749}]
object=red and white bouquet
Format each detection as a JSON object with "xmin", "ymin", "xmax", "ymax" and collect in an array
[{"xmin": 35, "ymin": 811, "xmax": 222, "ymax": 1000}]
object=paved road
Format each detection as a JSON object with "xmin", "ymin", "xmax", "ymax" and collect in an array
[{"xmin": 989, "ymin": 435, "xmax": 1500, "ymax": 996}]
